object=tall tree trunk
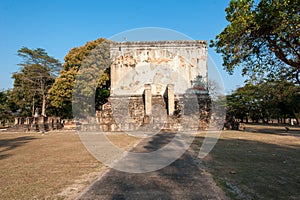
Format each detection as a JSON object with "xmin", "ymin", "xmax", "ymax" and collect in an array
[
  {"xmin": 32, "ymin": 96, "xmax": 35, "ymax": 116},
  {"xmin": 42, "ymin": 93, "xmax": 46, "ymax": 116},
  {"xmin": 41, "ymin": 81, "xmax": 46, "ymax": 117}
]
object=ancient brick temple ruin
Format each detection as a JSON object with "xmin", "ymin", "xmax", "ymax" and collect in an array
[
  {"xmin": 90, "ymin": 40, "xmax": 211, "ymax": 132},
  {"xmin": 10, "ymin": 40, "xmax": 211, "ymax": 132},
  {"xmin": 12, "ymin": 116, "xmax": 63, "ymax": 132}
]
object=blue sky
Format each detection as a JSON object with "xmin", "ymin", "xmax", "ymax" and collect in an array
[{"xmin": 0, "ymin": 0, "xmax": 246, "ymax": 93}]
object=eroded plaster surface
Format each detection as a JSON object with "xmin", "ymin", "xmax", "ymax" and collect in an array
[{"xmin": 110, "ymin": 40, "xmax": 207, "ymax": 96}]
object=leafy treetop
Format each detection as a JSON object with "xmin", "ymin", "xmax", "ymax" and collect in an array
[{"xmin": 211, "ymin": 0, "xmax": 300, "ymax": 82}]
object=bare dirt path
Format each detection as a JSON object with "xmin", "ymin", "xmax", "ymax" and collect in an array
[{"xmin": 78, "ymin": 132, "xmax": 228, "ymax": 200}]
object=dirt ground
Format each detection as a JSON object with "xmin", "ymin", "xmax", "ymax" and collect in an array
[
  {"xmin": 78, "ymin": 132, "xmax": 228, "ymax": 200},
  {"xmin": 0, "ymin": 131, "xmax": 138, "ymax": 200},
  {"xmin": 200, "ymin": 124, "xmax": 300, "ymax": 199},
  {"xmin": 0, "ymin": 124, "xmax": 299, "ymax": 199}
]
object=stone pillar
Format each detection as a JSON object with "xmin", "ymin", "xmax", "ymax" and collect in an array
[
  {"xmin": 38, "ymin": 116, "xmax": 45, "ymax": 131},
  {"xmin": 25, "ymin": 117, "xmax": 30, "ymax": 125},
  {"xmin": 14, "ymin": 117, "xmax": 19, "ymax": 125},
  {"xmin": 144, "ymin": 84, "xmax": 152, "ymax": 115},
  {"xmin": 110, "ymin": 64, "xmax": 116, "ymax": 95},
  {"xmin": 167, "ymin": 84, "xmax": 175, "ymax": 115}
]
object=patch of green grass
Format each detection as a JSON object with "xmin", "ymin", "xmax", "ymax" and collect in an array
[
  {"xmin": 56, "ymin": 196, "xmax": 65, "ymax": 200},
  {"xmin": 212, "ymin": 175, "xmax": 239, "ymax": 200}
]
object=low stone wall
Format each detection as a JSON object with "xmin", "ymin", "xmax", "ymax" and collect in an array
[
  {"xmin": 13, "ymin": 116, "xmax": 63, "ymax": 132},
  {"xmin": 79, "ymin": 93, "xmax": 211, "ymax": 132}
]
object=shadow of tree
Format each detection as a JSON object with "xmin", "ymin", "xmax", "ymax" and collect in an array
[
  {"xmin": 0, "ymin": 136, "xmax": 37, "ymax": 160},
  {"xmin": 78, "ymin": 132, "xmax": 224, "ymax": 200},
  {"xmin": 243, "ymin": 124, "xmax": 300, "ymax": 137},
  {"xmin": 245, "ymin": 127, "xmax": 300, "ymax": 136},
  {"xmin": 79, "ymin": 130, "xmax": 300, "ymax": 200},
  {"xmin": 198, "ymin": 134, "xmax": 300, "ymax": 200},
  {"xmin": 141, "ymin": 132, "xmax": 176, "ymax": 152}
]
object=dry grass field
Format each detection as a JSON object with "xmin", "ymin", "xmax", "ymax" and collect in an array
[
  {"xmin": 198, "ymin": 124, "xmax": 300, "ymax": 200},
  {"xmin": 0, "ymin": 124, "xmax": 299, "ymax": 199},
  {"xmin": 0, "ymin": 131, "xmax": 139, "ymax": 200}
]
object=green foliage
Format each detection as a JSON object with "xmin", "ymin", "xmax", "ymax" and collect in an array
[
  {"xmin": 211, "ymin": 0, "xmax": 300, "ymax": 82},
  {"xmin": 11, "ymin": 47, "xmax": 61, "ymax": 117},
  {"xmin": 0, "ymin": 90, "xmax": 17, "ymax": 121},
  {"xmin": 227, "ymin": 80, "xmax": 300, "ymax": 123},
  {"xmin": 48, "ymin": 68, "xmax": 76, "ymax": 117},
  {"xmin": 227, "ymin": 83, "xmax": 258, "ymax": 122},
  {"xmin": 48, "ymin": 38, "xmax": 111, "ymax": 118}
]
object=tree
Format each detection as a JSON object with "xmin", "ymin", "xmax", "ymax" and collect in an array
[
  {"xmin": 210, "ymin": 0, "xmax": 300, "ymax": 82},
  {"xmin": 11, "ymin": 47, "xmax": 61, "ymax": 117},
  {"xmin": 47, "ymin": 68, "xmax": 77, "ymax": 117},
  {"xmin": 226, "ymin": 80, "xmax": 300, "ymax": 124},
  {"xmin": 226, "ymin": 83, "xmax": 259, "ymax": 123},
  {"xmin": 0, "ymin": 90, "xmax": 17, "ymax": 123},
  {"xmin": 48, "ymin": 38, "xmax": 110, "ymax": 118},
  {"xmin": 267, "ymin": 80, "xmax": 300, "ymax": 124}
]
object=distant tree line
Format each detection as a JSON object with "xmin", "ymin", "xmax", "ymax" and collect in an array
[
  {"xmin": 226, "ymin": 80, "xmax": 300, "ymax": 124},
  {"xmin": 1, "ymin": 0, "xmax": 299, "ymax": 124},
  {"xmin": 1, "ymin": 38, "xmax": 110, "ymax": 123}
]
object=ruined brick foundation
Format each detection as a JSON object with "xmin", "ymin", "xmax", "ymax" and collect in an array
[
  {"xmin": 79, "ymin": 93, "xmax": 211, "ymax": 132},
  {"xmin": 10, "ymin": 116, "xmax": 63, "ymax": 132}
]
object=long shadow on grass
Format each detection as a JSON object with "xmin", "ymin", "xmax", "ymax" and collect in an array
[
  {"xmin": 244, "ymin": 127, "xmax": 300, "ymax": 137},
  {"xmin": 79, "ymin": 132, "xmax": 222, "ymax": 200},
  {"xmin": 0, "ymin": 136, "xmax": 37, "ymax": 160},
  {"xmin": 197, "ymin": 134, "xmax": 300, "ymax": 200}
]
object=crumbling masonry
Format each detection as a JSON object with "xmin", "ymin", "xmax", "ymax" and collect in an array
[{"xmin": 89, "ymin": 40, "xmax": 211, "ymax": 132}]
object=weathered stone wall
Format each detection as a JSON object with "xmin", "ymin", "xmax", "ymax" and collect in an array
[
  {"xmin": 110, "ymin": 40, "xmax": 207, "ymax": 96},
  {"xmin": 11, "ymin": 116, "xmax": 63, "ymax": 132},
  {"xmin": 90, "ymin": 93, "xmax": 211, "ymax": 132},
  {"xmin": 80, "ymin": 40, "xmax": 211, "ymax": 132}
]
